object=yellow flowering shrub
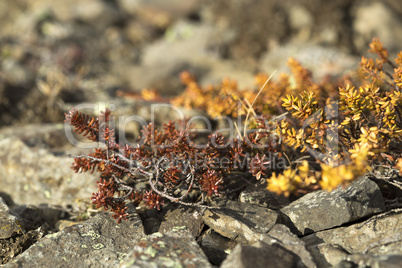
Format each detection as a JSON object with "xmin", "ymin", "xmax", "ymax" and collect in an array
[{"xmin": 273, "ymin": 39, "xmax": 401, "ymax": 195}]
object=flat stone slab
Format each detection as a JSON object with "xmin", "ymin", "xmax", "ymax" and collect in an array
[
  {"xmin": 202, "ymin": 200, "xmax": 279, "ymax": 244},
  {"xmin": 303, "ymin": 211, "xmax": 402, "ymax": 256},
  {"xmin": 280, "ymin": 176, "xmax": 386, "ymax": 235}
]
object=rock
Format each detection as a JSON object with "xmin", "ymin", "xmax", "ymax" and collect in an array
[
  {"xmin": 0, "ymin": 197, "xmax": 24, "ymax": 239},
  {"xmin": 200, "ymin": 229, "xmax": 237, "ymax": 266},
  {"xmin": 201, "ymin": 0, "xmax": 291, "ymax": 69},
  {"xmin": 39, "ymin": 21, "xmax": 73, "ymax": 40},
  {"xmin": 143, "ymin": 217, "xmax": 160, "ymax": 235},
  {"xmin": 0, "ymin": 124, "xmax": 69, "ymax": 150},
  {"xmin": 11, "ymin": 206, "xmax": 46, "ymax": 230},
  {"xmin": 13, "ymin": 204, "xmax": 69, "ymax": 229},
  {"xmin": 336, "ymin": 254, "xmax": 402, "ymax": 268},
  {"xmin": 307, "ymin": 244, "xmax": 349, "ymax": 267},
  {"xmin": 0, "ymin": 228, "xmax": 47, "ymax": 265},
  {"xmin": 113, "ymin": 20, "xmax": 255, "ymax": 94},
  {"xmin": 159, "ymin": 205, "xmax": 204, "ymax": 238},
  {"xmin": 264, "ymin": 224, "xmax": 316, "ymax": 268},
  {"xmin": 303, "ymin": 211, "xmax": 402, "ymax": 256},
  {"xmin": 202, "ymin": 200, "xmax": 279, "ymax": 244},
  {"xmin": 55, "ymin": 219, "xmax": 79, "ymax": 231},
  {"xmin": 118, "ymin": 0, "xmax": 200, "ymax": 19},
  {"xmin": 120, "ymin": 226, "xmax": 212, "ymax": 268},
  {"xmin": 112, "ymin": 20, "xmax": 212, "ymax": 94},
  {"xmin": 260, "ymin": 42, "xmax": 358, "ymax": 82},
  {"xmin": 382, "ymin": 0, "xmax": 402, "ymax": 15},
  {"xmin": 142, "ymin": 20, "xmax": 211, "ymax": 68},
  {"xmin": 239, "ymin": 184, "xmax": 289, "ymax": 210},
  {"xmin": 4, "ymin": 205, "xmax": 144, "ymax": 267},
  {"xmin": 353, "ymin": 1, "xmax": 402, "ymax": 57},
  {"xmin": 202, "ymin": 0, "xmax": 362, "ymax": 67},
  {"xmin": 0, "ymin": 138, "xmax": 96, "ymax": 209},
  {"xmin": 287, "ymin": 0, "xmax": 356, "ymax": 50},
  {"xmin": 220, "ymin": 241, "xmax": 304, "ymax": 268},
  {"xmin": 31, "ymin": 0, "xmax": 120, "ymax": 26},
  {"xmin": 0, "ymin": 2, "xmax": 37, "ymax": 39},
  {"xmin": 280, "ymin": 176, "xmax": 386, "ymax": 235},
  {"xmin": 288, "ymin": 4, "xmax": 313, "ymax": 42}
]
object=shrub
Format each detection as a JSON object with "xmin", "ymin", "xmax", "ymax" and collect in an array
[
  {"xmin": 65, "ymin": 38, "xmax": 402, "ymax": 223},
  {"xmin": 65, "ymin": 106, "xmax": 283, "ymax": 223}
]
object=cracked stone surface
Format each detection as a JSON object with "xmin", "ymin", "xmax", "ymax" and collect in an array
[
  {"xmin": 303, "ymin": 211, "xmax": 402, "ymax": 255},
  {"xmin": 120, "ymin": 227, "xmax": 212, "ymax": 268},
  {"xmin": 280, "ymin": 176, "xmax": 386, "ymax": 235},
  {"xmin": 4, "ymin": 205, "xmax": 144, "ymax": 267},
  {"xmin": 202, "ymin": 200, "xmax": 279, "ymax": 244},
  {"xmin": 0, "ymin": 138, "xmax": 95, "ymax": 209},
  {"xmin": 158, "ymin": 205, "xmax": 204, "ymax": 238}
]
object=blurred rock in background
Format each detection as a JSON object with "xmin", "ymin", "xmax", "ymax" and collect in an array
[{"xmin": 0, "ymin": 0, "xmax": 401, "ymax": 132}]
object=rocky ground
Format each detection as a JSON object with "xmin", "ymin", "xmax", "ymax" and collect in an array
[{"xmin": 1, "ymin": 0, "xmax": 402, "ymax": 267}]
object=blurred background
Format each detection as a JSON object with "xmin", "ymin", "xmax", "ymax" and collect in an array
[{"xmin": 0, "ymin": 0, "xmax": 402, "ymax": 137}]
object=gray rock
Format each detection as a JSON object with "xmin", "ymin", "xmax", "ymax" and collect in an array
[
  {"xmin": 120, "ymin": 226, "xmax": 212, "ymax": 268},
  {"xmin": 31, "ymin": 0, "xmax": 120, "ymax": 26},
  {"xmin": 159, "ymin": 205, "xmax": 204, "ymax": 238},
  {"xmin": 303, "ymin": 211, "xmax": 402, "ymax": 256},
  {"xmin": 0, "ymin": 227, "xmax": 47, "ymax": 265},
  {"xmin": 280, "ymin": 176, "xmax": 386, "ymax": 235},
  {"xmin": 220, "ymin": 241, "xmax": 304, "ymax": 268},
  {"xmin": 118, "ymin": 0, "xmax": 200, "ymax": 18},
  {"xmin": 0, "ymin": 197, "xmax": 24, "ymax": 239},
  {"xmin": 12, "ymin": 205, "xmax": 48, "ymax": 230},
  {"xmin": 336, "ymin": 254, "xmax": 402, "ymax": 268},
  {"xmin": 353, "ymin": 1, "xmax": 402, "ymax": 57},
  {"xmin": 143, "ymin": 217, "xmax": 160, "ymax": 235},
  {"xmin": 0, "ymin": 138, "xmax": 96, "ymax": 209},
  {"xmin": 288, "ymin": 4, "xmax": 313, "ymax": 34},
  {"xmin": 307, "ymin": 244, "xmax": 349, "ymax": 268},
  {"xmin": 112, "ymin": 20, "xmax": 255, "ymax": 94},
  {"xmin": 200, "ymin": 229, "xmax": 237, "ymax": 266},
  {"xmin": 239, "ymin": 184, "xmax": 289, "ymax": 210},
  {"xmin": 0, "ymin": 124, "xmax": 68, "ymax": 150},
  {"xmin": 263, "ymin": 224, "xmax": 316, "ymax": 268},
  {"xmin": 4, "ymin": 205, "xmax": 144, "ymax": 267},
  {"xmin": 201, "ymin": 0, "xmax": 291, "ymax": 69},
  {"xmin": 202, "ymin": 200, "xmax": 279, "ymax": 244},
  {"xmin": 13, "ymin": 205, "xmax": 72, "ymax": 229},
  {"xmin": 260, "ymin": 42, "xmax": 358, "ymax": 82}
]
